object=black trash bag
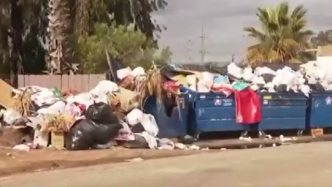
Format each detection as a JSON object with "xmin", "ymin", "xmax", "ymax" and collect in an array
[
  {"xmin": 121, "ymin": 134, "xmax": 149, "ymax": 149},
  {"xmin": 261, "ymin": 73, "xmax": 274, "ymax": 83},
  {"xmin": 309, "ymin": 83, "xmax": 325, "ymax": 91},
  {"xmin": 85, "ymin": 102, "xmax": 118, "ymax": 124},
  {"xmin": 131, "ymin": 123, "xmax": 145, "ymax": 133},
  {"xmin": 275, "ymin": 84, "xmax": 288, "ymax": 92},
  {"xmin": 65, "ymin": 119, "xmax": 123, "ymax": 150}
]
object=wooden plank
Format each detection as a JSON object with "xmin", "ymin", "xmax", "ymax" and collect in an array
[
  {"xmin": 68, "ymin": 74, "xmax": 75, "ymax": 91},
  {"xmin": 82, "ymin": 74, "xmax": 90, "ymax": 92},
  {"xmin": 50, "ymin": 75, "xmax": 62, "ymax": 89},
  {"xmin": 61, "ymin": 75, "xmax": 69, "ymax": 91},
  {"xmin": 18, "ymin": 75, "xmax": 25, "ymax": 88},
  {"xmin": 25, "ymin": 75, "xmax": 30, "ymax": 87},
  {"xmin": 73, "ymin": 75, "xmax": 83, "ymax": 92},
  {"xmin": 88, "ymin": 74, "xmax": 98, "ymax": 90},
  {"xmin": 29, "ymin": 75, "xmax": 42, "ymax": 87}
]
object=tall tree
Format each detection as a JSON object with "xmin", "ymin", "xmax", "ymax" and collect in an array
[
  {"xmin": 244, "ymin": 2, "xmax": 313, "ymax": 66},
  {"xmin": 0, "ymin": 0, "xmax": 46, "ymax": 84},
  {"xmin": 74, "ymin": 0, "xmax": 167, "ymax": 39},
  {"xmin": 76, "ymin": 22, "xmax": 171, "ymax": 73},
  {"xmin": 47, "ymin": 0, "xmax": 168, "ymax": 74},
  {"xmin": 47, "ymin": 0, "xmax": 76, "ymax": 74},
  {"xmin": 310, "ymin": 30, "xmax": 332, "ymax": 47},
  {"xmin": 0, "ymin": 0, "xmax": 168, "ymax": 76}
]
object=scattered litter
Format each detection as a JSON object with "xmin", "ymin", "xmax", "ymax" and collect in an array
[
  {"xmin": 279, "ymin": 135, "xmax": 294, "ymax": 142},
  {"xmin": 239, "ymin": 136, "xmax": 252, "ymax": 142},
  {"xmin": 175, "ymin": 143, "xmax": 187, "ymax": 150},
  {"xmin": 126, "ymin": 157, "xmax": 144, "ymax": 162},
  {"xmin": 13, "ymin": 144, "xmax": 30, "ymax": 152},
  {"xmin": 188, "ymin": 145, "xmax": 200, "ymax": 150}
]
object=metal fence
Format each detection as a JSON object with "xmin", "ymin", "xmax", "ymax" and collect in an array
[{"xmin": 17, "ymin": 74, "xmax": 106, "ymax": 92}]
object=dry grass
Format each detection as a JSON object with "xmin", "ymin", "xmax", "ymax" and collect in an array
[
  {"xmin": 140, "ymin": 66, "xmax": 166, "ymax": 107},
  {"xmin": 40, "ymin": 114, "xmax": 75, "ymax": 133},
  {"xmin": 117, "ymin": 65, "xmax": 166, "ymax": 108},
  {"xmin": 12, "ymin": 88, "xmax": 34, "ymax": 116}
]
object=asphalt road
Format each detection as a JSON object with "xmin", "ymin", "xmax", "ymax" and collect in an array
[{"xmin": 2, "ymin": 142, "xmax": 332, "ymax": 187}]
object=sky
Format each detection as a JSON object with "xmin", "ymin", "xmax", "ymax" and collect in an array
[{"xmin": 153, "ymin": 0, "xmax": 332, "ymax": 63}]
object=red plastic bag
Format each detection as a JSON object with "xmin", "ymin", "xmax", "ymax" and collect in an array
[
  {"xmin": 211, "ymin": 86, "xmax": 262, "ymax": 124},
  {"xmin": 210, "ymin": 85, "xmax": 233, "ymax": 97},
  {"xmin": 234, "ymin": 88, "xmax": 261, "ymax": 124}
]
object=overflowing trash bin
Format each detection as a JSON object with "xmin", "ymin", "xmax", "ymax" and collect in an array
[
  {"xmin": 259, "ymin": 92, "xmax": 307, "ymax": 132},
  {"xmin": 188, "ymin": 92, "xmax": 244, "ymax": 135},
  {"xmin": 182, "ymin": 86, "xmax": 261, "ymax": 138},
  {"xmin": 143, "ymin": 94, "xmax": 189, "ymax": 138},
  {"xmin": 307, "ymin": 92, "xmax": 332, "ymax": 129}
]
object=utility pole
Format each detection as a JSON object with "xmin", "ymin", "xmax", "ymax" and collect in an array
[
  {"xmin": 186, "ymin": 39, "xmax": 192, "ymax": 63},
  {"xmin": 199, "ymin": 21, "xmax": 207, "ymax": 64}
]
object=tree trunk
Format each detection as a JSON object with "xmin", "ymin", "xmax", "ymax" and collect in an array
[
  {"xmin": 74, "ymin": 0, "xmax": 90, "ymax": 35},
  {"xmin": 47, "ymin": 0, "xmax": 71, "ymax": 74}
]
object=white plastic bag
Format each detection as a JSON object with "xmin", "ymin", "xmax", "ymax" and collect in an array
[
  {"xmin": 140, "ymin": 114, "xmax": 159, "ymax": 137},
  {"xmin": 3, "ymin": 109, "xmax": 22, "ymax": 125},
  {"xmin": 126, "ymin": 109, "xmax": 144, "ymax": 126},
  {"xmin": 252, "ymin": 76, "xmax": 266, "ymax": 85},
  {"xmin": 31, "ymin": 90, "xmax": 59, "ymax": 106},
  {"xmin": 13, "ymin": 144, "xmax": 30, "ymax": 152},
  {"xmin": 243, "ymin": 67, "xmax": 254, "ymax": 81},
  {"xmin": 227, "ymin": 63, "xmax": 243, "ymax": 79},
  {"xmin": 37, "ymin": 100, "xmax": 66, "ymax": 115},
  {"xmin": 89, "ymin": 80, "xmax": 119, "ymax": 96},
  {"xmin": 66, "ymin": 93, "xmax": 94, "ymax": 109},
  {"xmin": 131, "ymin": 67, "xmax": 146, "ymax": 77},
  {"xmin": 117, "ymin": 67, "xmax": 132, "ymax": 80},
  {"xmin": 137, "ymin": 132, "xmax": 158, "ymax": 149}
]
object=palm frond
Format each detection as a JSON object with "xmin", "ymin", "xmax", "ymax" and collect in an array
[{"xmin": 245, "ymin": 2, "xmax": 312, "ymax": 64}]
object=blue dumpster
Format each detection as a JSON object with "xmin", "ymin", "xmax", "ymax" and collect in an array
[
  {"xmin": 307, "ymin": 92, "xmax": 332, "ymax": 129},
  {"xmin": 259, "ymin": 93, "xmax": 307, "ymax": 131},
  {"xmin": 187, "ymin": 91, "xmax": 248, "ymax": 136},
  {"xmin": 143, "ymin": 94, "xmax": 189, "ymax": 138}
]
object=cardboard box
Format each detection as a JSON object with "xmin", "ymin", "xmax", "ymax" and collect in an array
[
  {"xmin": 111, "ymin": 87, "xmax": 139, "ymax": 112},
  {"xmin": 51, "ymin": 132, "xmax": 65, "ymax": 149},
  {"xmin": 0, "ymin": 79, "xmax": 14, "ymax": 109}
]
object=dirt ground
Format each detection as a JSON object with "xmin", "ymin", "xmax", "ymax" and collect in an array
[
  {"xmin": 0, "ymin": 126, "xmax": 206, "ymax": 177},
  {"xmin": 2, "ymin": 142, "xmax": 332, "ymax": 187},
  {"xmin": 0, "ymin": 147, "xmax": 203, "ymax": 177}
]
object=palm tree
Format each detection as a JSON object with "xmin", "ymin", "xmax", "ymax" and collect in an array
[
  {"xmin": 47, "ymin": 0, "xmax": 167, "ymax": 74},
  {"xmin": 244, "ymin": 2, "xmax": 313, "ymax": 66},
  {"xmin": 47, "ymin": 0, "xmax": 75, "ymax": 74}
]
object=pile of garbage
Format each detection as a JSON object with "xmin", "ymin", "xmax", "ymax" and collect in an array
[
  {"xmin": 176, "ymin": 59, "xmax": 332, "ymax": 97},
  {"xmin": 0, "ymin": 67, "xmax": 197, "ymax": 151}
]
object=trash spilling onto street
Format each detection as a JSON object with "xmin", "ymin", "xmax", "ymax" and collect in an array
[
  {"xmin": 0, "ymin": 66, "xmax": 199, "ymax": 151},
  {"xmin": 2, "ymin": 56, "xmax": 332, "ymax": 151}
]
